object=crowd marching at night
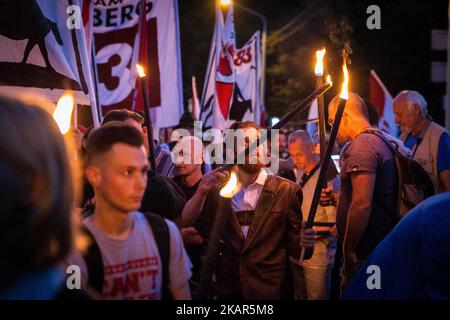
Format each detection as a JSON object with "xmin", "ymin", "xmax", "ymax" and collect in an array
[{"xmin": 0, "ymin": 0, "xmax": 450, "ymax": 302}]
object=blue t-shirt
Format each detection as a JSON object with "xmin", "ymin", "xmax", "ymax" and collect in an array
[
  {"xmin": 0, "ymin": 267, "xmax": 65, "ymax": 300},
  {"xmin": 405, "ymin": 132, "xmax": 450, "ymax": 172},
  {"xmin": 342, "ymin": 192, "xmax": 450, "ymax": 300}
]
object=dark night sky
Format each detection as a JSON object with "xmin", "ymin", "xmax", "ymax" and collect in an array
[{"xmin": 179, "ymin": 0, "xmax": 449, "ymax": 125}]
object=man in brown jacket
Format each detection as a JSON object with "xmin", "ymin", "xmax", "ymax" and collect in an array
[{"xmin": 182, "ymin": 121, "xmax": 314, "ymax": 299}]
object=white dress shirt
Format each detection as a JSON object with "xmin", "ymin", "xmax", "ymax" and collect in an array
[{"xmin": 231, "ymin": 169, "xmax": 269, "ymax": 237}]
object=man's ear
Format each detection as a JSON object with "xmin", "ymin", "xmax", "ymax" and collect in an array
[
  {"xmin": 85, "ymin": 165, "xmax": 101, "ymax": 188},
  {"xmin": 413, "ymin": 103, "xmax": 422, "ymax": 115}
]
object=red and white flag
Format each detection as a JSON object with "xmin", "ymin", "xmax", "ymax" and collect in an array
[
  {"xmin": 369, "ymin": 69, "xmax": 398, "ymax": 137},
  {"xmin": 200, "ymin": 3, "xmax": 221, "ymax": 131},
  {"xmin": 213, "ymin": 2, "xmax": 236, "ymax": 131},
  {"xmin": 201, "ymin": 3, "xmax": 236, "ymax": 132},
  {"xmin": 93, "ymin": 0, "xmax": 183, "ymax": 128},
  {"xmin": 200, "ymin": 4, "xmax": 261, "ymax": 131},
  {"xmin": 0, "ymin": 0, "xmax": 99, "ymax": 125}
]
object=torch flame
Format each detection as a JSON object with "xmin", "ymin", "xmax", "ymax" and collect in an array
[
  {"xmin": 340, "ymin": 60, "xmax": 349, "ymax": 100},
  {"xmin": 53, "ymin": 94, "xmax": 74, "ymax": 135},
  {"xmin": 136, "ymin": 64, "xmax": 146, "ymax": 78},
  {"xmin": 326, "ymin": 75, "xmax": 332, "ymax": 86},
  {"xmin": 219, "ymin": 171, "xmax": 240, "ymax": 198},
  {"xmin": 314, "ymin": 48, "xmax": 326, "ymax": 76}
]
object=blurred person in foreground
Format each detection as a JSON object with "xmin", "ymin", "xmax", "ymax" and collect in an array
[
  {"xmin": 343, "ymin": 192, "xmax": 450, "ymax": 300},
  {"xmin": 0, "ymin": 95, "xmax": 82, "ymax": 300}
]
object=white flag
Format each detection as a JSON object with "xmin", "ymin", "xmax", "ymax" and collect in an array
[{"xmin": 230, "ymin": 32, "xmax": 261, "ymax": 125}]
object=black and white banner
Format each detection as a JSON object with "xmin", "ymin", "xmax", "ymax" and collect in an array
[{"xmin": 0, "ymin": 0, "xmax": 97, "ymax": 113}]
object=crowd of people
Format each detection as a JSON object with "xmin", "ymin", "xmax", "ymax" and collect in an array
[{"xmin": 0, "ymin": 88, "xmax": 449, "ymax": 300}]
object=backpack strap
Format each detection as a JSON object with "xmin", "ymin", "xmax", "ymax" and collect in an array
[
  {"xmin": 142, "ymin": 212, "xmax": 172, "ymax": 300},
  {"xmin": 80, "ymin": 225, "xmax": 104, "ymax": 293},
  {"xmin": 361, "ymin": 129, "xmax": 403, "ymax": 221},
  {"xmin": 362, "ymin": 129, "xmax": 398, "ymax": 155}
]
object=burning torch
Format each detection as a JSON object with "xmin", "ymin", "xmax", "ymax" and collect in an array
[
  {"xmin": 136, "ymin": 64, "xmax": 157, "ymax": 174},
  {"xmin": 315, "ymin": 48, "xmax": 327, "ymax": 162},
  {"xmin": 300, "ymin": 57, "xmax": 349, "ymax": 262}
]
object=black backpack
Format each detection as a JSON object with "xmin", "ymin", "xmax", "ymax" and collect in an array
[
  {"xmin": 80, "ymin": 212, "xmax": 172, "ymax": 299},
  {"xmin": 365, "ymin": 130, "xmax": 436, "ymax": 220}
]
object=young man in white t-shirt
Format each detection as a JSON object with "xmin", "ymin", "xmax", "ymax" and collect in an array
[{"xmin": 68, "ymin": 123, "xmax": 191, "ymax": 300}]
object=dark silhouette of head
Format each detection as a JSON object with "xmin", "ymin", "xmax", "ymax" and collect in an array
[{"xmin": 0, "ymin": 95, "xmax": 73, "ymax": 292}]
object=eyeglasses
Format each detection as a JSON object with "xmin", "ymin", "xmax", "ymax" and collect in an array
[{"xmin": 328, "ymin": 112, "xmax": 347, "ymax": 127}]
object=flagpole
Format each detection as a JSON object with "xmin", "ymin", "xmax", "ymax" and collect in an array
[
  {"xmin": 192, "ymin": 76, "xmax": 200, "ymax": 119},
  {"xmin": 91, "ymin": 41, "xmax": 102, "ymax": 126},
  {"xmin": 136, "ymin": 0, "xmax": 156, "ymax": 173},
  {"xmin": 73, "ymin": 104, "xmax": 78, "ymax": 128},
  {"xmin": 139, "ymin": 71, "xmax": 157, "ymax": 173}
]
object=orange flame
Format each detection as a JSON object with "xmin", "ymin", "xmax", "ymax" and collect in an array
[
  {"xmin": 136, "ymin": 64, "xmax": 146, "ymax": 78},
  {"xmin": 314, "ymin": 48, "xmax": 326, "ymax": 76},
  {"xmin": 326, "ymin": 75, "xmax": 332, "ymax": 86},
  {"xmin": 219, "ymin": 171, "xmax": 240, "ymax": 198},
  {"xmin": 53, "ymin": 93, "xmax": 74, "ymax": 135},
  {"xmin": 340, "ymin": 59, "xmax": 349, "ymax": 100}
]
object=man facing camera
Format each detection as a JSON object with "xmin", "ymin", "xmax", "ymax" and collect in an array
[
  {"xmin": 287, "ymin": 130, "xmax": 340, "ymax": 300},
  {"xmin": 181, "ymin": 121, "xmax": 315, "ymax": 299}
]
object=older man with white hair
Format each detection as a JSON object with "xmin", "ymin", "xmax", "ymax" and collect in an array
[{"xmin": 393, "ymin": 90, "xmax": 450, "ymax": 192}]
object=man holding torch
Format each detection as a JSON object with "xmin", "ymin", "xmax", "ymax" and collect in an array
[
  {"xmin": 287, "ymin": 130, "xmax": 340, "ymax": 300},
  {"xmin": 187, "ymin": 121, "xmax": 315, "ymax": 300},
  {"xmin": 327, "ymin": 92, "xmax": 398, "ymax": 289}
]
